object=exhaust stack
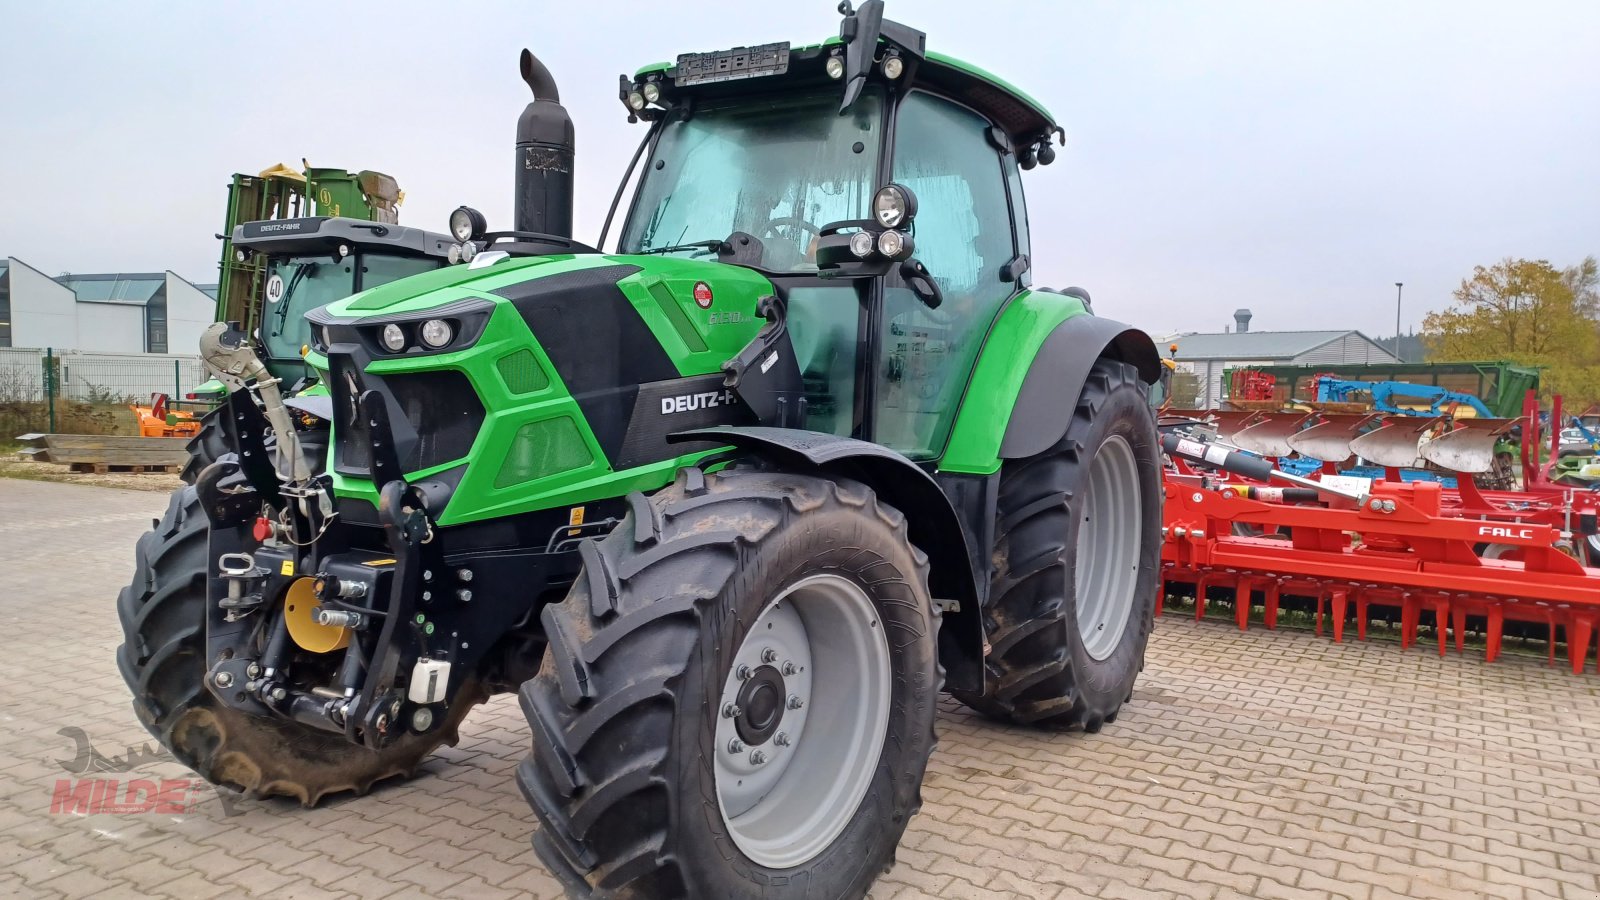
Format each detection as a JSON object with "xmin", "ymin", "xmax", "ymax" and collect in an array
[{"xmin": 514, "ymin": 50, "xmax": 575, "ymax": 238}]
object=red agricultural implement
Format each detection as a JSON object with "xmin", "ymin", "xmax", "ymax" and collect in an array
[{"xmin": 1159, "ymin": 424, "xmax": 1600, "ymax": 675}]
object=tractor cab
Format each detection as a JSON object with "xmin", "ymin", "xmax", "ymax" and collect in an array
[{"xmin": 445, "ymin": 1, "xmax": 1065, "ymax": 462}]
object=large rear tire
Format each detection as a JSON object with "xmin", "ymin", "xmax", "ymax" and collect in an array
[
  {"xmin": 953, "ymin": 358, "xmax": 1162, "ymax": 729},
  {"xmin": 518, "ymin": 467, "xmax": 940, "ymax": 898},
  {"xmin": 116, "ymin": 485, "xmax": 483, "ymax": 805}
]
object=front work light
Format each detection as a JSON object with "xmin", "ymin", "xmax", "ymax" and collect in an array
[
  {"xmin": 642, "ymin": 81, "xmax": 661, "ymax": 103},
  {"xmin": 872, "ymin": 184, "xmax": 915, "ymax": 228},
  {"xmin": 419, "ymin": 319, "xmax": 454, "ymax": 349},
  {"xmin": 380, "ymin": 323, "xmax": 407, "ymax": 352},
  {"xmin": 825, "ymin": 55, "xmax": 846, "ymax": 80},
  {"xmin": 849, "ymin": 231, "xmax": 876, "ymax": 258},
  {"xmin": 877, "ymin": 229, "xmax": 913, "ymax": 261},
  {"xmin": 449, "ymin": 206, "xmax": 487, "ymax": 242},
  {"xmin": 882, "ymin": 55, "xmax": 904, "ymax": 79},
  {"xmin": 626, "ymin": 90, "xmax": 646, "ymax": 111}
]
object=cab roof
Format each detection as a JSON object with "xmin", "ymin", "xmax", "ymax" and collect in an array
[{"xmin": 633, "ymin": 34, "xmax": 1059, "ymax": 145}]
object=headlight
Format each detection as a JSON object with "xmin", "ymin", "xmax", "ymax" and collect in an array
[
  {"xmin": 877, "ymin": 229, "xmax": 913, "ymax": 260},
  {"xmin": 380, "ymin": 323, "xmax": 407, "ymax": 352},
  {"xmin": 626, "ymin": 89, "xmax": 646, "ymax": 111},
  {"xmin": 825, "ymin": 55, "xmax": 846, "ymax": 80},
  {"xmin": 447, "ymin": 243, "xmax": 462, "ymax": 264},
  {"xmin": 459, "ymin": 241, "xmax": 478, "ymax": 263},
  {"xmin": 849, "ymin": 231, "xmax": 876, "ymax": 258},
  {"xmin": 419, "ymin": 319, "xmax": 454, "ymax": 350},
  {"xmin": 873, "ymin": 184, "xmax": 915, "ymax": 228},
  {"xmin": 449, "ymin": 206, "xmax": 486, "ymax": 242},
  {"xmin": 642, "ymin": 81, "xmax": 661, "ymax": 103}
]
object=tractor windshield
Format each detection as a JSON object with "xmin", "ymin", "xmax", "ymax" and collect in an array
[
  {"xmin": 619, "ymin": 89, "xmax": 883, "ymax": 272},
  {"xmin": 263, "ymin": 257, "xmax": 355, "ymax": 362},
  {"xmin": 261, "ymin": 253, "xmax": 439, "ymax": 362}
]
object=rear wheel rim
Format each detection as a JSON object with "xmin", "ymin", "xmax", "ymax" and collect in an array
[
  {"xmin": 714, "ymin": 573, "xmax": 892, "ymax": 869},
  {"xmin": 1075, "ymin": 433, "xmax": 1143, "ymax": 661}
]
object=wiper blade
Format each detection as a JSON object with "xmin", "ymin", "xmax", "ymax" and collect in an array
[{"xmin": 637, "ymin": 239, "xmax": 724, "ymax": 256}]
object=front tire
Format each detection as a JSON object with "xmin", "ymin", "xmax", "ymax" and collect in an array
[
  {"xmin": 116, "ymin": 485, "xmax": 483, "ymax": 805},
  {"xmin": 953, "ymin": 358, "xmax": 1162, "ymax": 729},
  {"xmin": 518, "ymin": 467, "xmax": 940, "ymax": 898}
]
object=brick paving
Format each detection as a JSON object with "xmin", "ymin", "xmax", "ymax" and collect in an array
[{"xmin": 2, "ymin": 477, "xmax": 1599, "ymax": 899}]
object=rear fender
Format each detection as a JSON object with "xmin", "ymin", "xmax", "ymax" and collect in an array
[
  {"xmin": 942, "ymin": 296, "xmax": 1160, "ymax": 474},
  {"xmin": 671, "ymin": 426, "xmax": 984, "ymax": 693}
]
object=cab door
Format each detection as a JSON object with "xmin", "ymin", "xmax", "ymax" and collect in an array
[{"xmin": 873, "ymin": 91, "xmax": 1025, "ymax": 459}]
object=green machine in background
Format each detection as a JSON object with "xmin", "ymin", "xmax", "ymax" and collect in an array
[
  {"xmin": 216, "ymin": 162, "xmax": 404, "ymax": 335},
  {"xmin": 200, "ymin": 163, "xmax": 452, "ymax": 390}
]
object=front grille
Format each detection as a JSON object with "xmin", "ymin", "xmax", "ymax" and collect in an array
[
  {"xmin": 333, "ymin": 364, "xmax": 485, "ymax": 476},
  {"xmin": 394, "ymin": 371, "xmax": 483, "ymax": 470}
]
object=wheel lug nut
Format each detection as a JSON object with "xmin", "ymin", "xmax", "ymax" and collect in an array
[
  {"xmin": 727, "ymin": 738, "xmax": 745, "ymax": 754},
  {"xmin": 760, "ymin": 647, "xmax": 777, "ymax": 663},
  {"xmin": 782, "ymin": 661, "xmax": 797, "ymax": 676},
  {"xmin": 246, "ymin": 663, "xmax": 261, "ymax": 679},
  {"xmin": 722, "ymin": 702, "xmax": 741, "ymax": 718},
  {"xmin": 775, "ymin": 732, "xmax": 791, "ymax": 747},
  {"xmin": 787, "ymin": 694, "xmax": 804, "ymax": 710},
  {"xmin": 750, "ymin": 750, "xmax": 768, "ymax": 765},
  {"xmin": 736, "ymin": 664, "xmax": 753, "ymax": 680},
  {"xmin": 214, "ymin": 671, "xmax": 234, "ymax": 688}
]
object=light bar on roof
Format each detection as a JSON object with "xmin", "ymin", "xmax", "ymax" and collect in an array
[{"xmin": 675, "ymin": 42, "xmax": 790, "ymax": 85}]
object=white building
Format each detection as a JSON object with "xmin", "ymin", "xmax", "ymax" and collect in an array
[
  {"xmin": 1167, "ymin": 309, "xmax": 1400, "ymax": 408},
  {"xmin": 0, "ymin": 257, "xmax": 216, "ymax": 354}
]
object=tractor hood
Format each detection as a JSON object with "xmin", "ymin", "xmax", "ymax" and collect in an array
[
  {"xmin": 317, "ymin": 253, "xmax": 769, "ymax": 321},
  {"xmin": 303, "ymin": 253, "xmax": 777, "ymax": 526}
]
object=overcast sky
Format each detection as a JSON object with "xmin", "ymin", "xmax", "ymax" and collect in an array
[{"xmin": 2, "ymin": 1, "xmax": 1595, "ymax": 337}]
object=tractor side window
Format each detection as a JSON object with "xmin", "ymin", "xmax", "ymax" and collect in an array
[
  {"xmin": 785, "ymin": 284, "xmax": 861, "ymax": 438},
  {"xmin": 875, "ymin": 92, "xmax": 1016, "ymax": 458},
  {"xmin": 1003, "ymin": 154, "xmax": 1032, "ymax": 286}
]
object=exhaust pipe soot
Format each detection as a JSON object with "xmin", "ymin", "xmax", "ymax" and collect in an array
[{"xmin": 515, "ymin": 49, "xmax": 575, "ymax": 239}]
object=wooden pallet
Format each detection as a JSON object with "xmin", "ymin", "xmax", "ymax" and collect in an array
[
  {"xmin": 68, "ymin": 462, "xmax": 182, "ymax": 475},
  {"xmin": 13, "ymin": 433, "xmax": 189, "ymax": 473}
]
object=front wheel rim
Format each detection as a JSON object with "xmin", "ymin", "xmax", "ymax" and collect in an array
[
  {"xmin": 714, "ymin": 573, "xmax": 892, "ymax": 869},
  {"xmin": 1075, "ymin": 433, "xmax": 1143, "ymax": 661}
]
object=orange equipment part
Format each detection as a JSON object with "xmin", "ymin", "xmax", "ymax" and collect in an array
[{"xmin": 129, "ymin": 392, "xmax": 203, "ymax": 439}]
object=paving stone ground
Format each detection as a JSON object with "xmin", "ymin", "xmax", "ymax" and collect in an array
[{"xmin": 2, "ymin": 477, "xmax": 1598, "ymax": 899}]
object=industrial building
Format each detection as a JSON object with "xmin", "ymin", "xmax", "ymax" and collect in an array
[
  {"xmin": 1166, "ymin": 308, "xmax": 1400, "ymax": 407},
  {"xmin": 0, "ymin": 256, "xmax": 216, "ymax": 354}
]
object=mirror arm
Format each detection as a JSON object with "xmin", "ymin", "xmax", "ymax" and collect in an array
[{"xmin": 900, "ymin": 259, "xmax": 944, "ymax": 310}]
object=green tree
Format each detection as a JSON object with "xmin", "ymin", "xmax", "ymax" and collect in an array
[{"xmin": 1422, "ymin": 256, "xmax": 1600, "ymax": 404}]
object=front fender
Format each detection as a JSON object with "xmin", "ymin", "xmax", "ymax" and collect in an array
[{"xmin": 672, "ymin": 426, "xmax": 984, "ymax": 693}]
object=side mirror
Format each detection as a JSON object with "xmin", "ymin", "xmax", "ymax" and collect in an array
[{"xmin": 900, "ymin": 259, "xmax": 943, "ymax": 310}]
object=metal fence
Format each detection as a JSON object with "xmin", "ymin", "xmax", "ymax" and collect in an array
[{"xmin": 0, "ymin": 347, "xmax": 206, "ymax": 437}]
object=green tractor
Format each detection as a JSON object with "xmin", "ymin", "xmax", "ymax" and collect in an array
[{"xmin": 117, "ymin": 2, "xmax": 1162, "ymax": 896}]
